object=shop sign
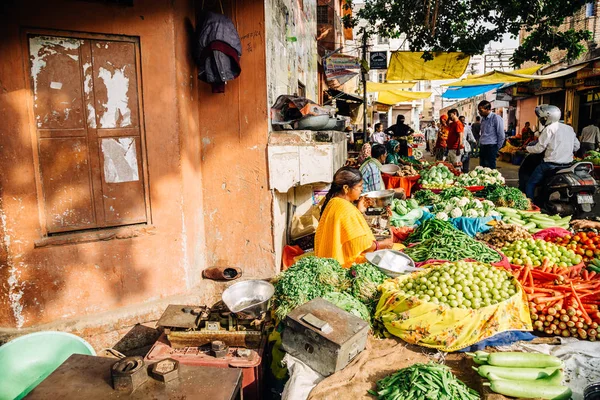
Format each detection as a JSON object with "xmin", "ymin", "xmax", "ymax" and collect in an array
[
  {"xmin": 584, "ymin": 77, "xmax": 600, "ymax": 87},
  {"xmin": 533, "ymin": 79, "xmax": 564, "ymax": 91},
  {"xmin": 375, "ymin": 103, "xmax": 390, "ymax": 111},
  {"xmin": 586, "ymin": 92, "xmax": 600, "ymax": 102},
  {"xmin": 576, "ymin": 62, "xmax": 600, "ymax": 79},
  {"xmin": 369, "ymin": 51, "xmax": 388, "ymax": 70},
  {"xmin": 510, "ymin": 85, "xmax": 532, "ymax": 97},
  {"xmin": 323, "ymin": 54, "xmax": 360, "ymax": 74},
  {"xmin": 566, "ymin": 77, "xmax": 585, "ymax": 87}
]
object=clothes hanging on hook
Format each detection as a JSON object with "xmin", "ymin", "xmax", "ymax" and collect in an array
[{"xmin": 195, "ymin": 11, "xmax": 242, "ymax": 93}]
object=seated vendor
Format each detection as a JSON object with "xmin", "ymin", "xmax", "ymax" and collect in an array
[
  {"xmin": 385, "ymin": 140, "xmax": 401, "ymax": 165},
  {"xmin": 315, "ymin": 167, "xmax": 394, "ymax": 268},
  {"xmin": 359, "ymin": 144, "xmax": 387, "ymax": 192}
]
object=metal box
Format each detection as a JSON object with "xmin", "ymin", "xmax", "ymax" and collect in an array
[{"xmin": 281, "ymin": 298, "xmax": 369, "ymax": 377}]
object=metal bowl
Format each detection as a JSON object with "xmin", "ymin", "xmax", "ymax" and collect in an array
[
  {"xmin": 296, "ymin": 115, "xmax": 330, "ymax": 130},
  {"xmin": 363, "ymin": 189, "xmax": 395, "ymax": 209},
  {"xmin": 365, "ymin": 250, "xmax": 418, "ymax": 278},
  {"xmin": 222, "ymin": 280, "xmax": 275, "ymax": 320},
  {"xmin": 381, "ymin": 164, "xmax": 400, "ymax": 175}
]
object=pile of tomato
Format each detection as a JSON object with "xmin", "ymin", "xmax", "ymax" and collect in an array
[{"xmin": 548, "ymin": 231, "xmax": 600, "ymax": 263}]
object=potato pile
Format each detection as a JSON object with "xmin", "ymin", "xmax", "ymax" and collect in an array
[
  {"xmin": 397, "ymin": 165, "xmax": 418, "ymax": 177},
  {"xmin": 477, "ymin": 221, "xmax": 532, "ymax": 250}
]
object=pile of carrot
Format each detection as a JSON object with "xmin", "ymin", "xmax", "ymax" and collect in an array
[{"xmin": 511, "ymin": 259, "xmax": 600, "ymax": 340}]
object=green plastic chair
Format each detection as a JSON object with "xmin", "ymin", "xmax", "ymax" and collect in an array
[{"xmin": 0, "ymin": 331, "xmax": 95, "ymax": 400}]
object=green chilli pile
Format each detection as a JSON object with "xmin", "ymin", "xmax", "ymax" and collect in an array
[
  {"xmin": 403, "ymin": 225, "xmax": 502, "ymax": 263},
  {"xmin": 369, "ymin": 362, "xmax": 480, "ymax": 400}
]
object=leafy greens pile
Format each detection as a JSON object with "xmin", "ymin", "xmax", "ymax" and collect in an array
[
  {"xmin": 323, "ymin": 292, "xmax": 371, "ymax": 322},
  {"xmin": 412, "ymin": 189, "xmax": 440, "ymax": 206},
  {"xmin": 481, "ymin": 184, "xmax": 531, "ymax": 210}
]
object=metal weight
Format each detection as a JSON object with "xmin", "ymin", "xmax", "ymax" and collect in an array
[{"xmin": 111, "ymin": 356, "xmax": 147, "ymax": 392}]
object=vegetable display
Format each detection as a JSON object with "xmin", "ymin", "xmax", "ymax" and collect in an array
[
  {"xmin": 389, "ymin": 208, "xmax": 423, "ymax": 228},
  {"xmin": 368, "ymin": 362, "xmax": 479, "ymax": 400},
  {"xmin": 467, "ymin": 351, "xmax": 572, "ymax": 400},
  {"xmin": 511, "ymin": 258, "xmax": 600, "ymax": 340},
  {"xmin": 476, "ymin": 221, "xmax": 532, "ymax": 249},
  {"xmin": 412, "ymin": 189, "xmax": 440, "ymax": 205},
  {"xmin": 501, "ymin": 239, "xmax": 582, "ymax": 267},
  {"xmin": 418, "ymin": 164, "xmax": 455, "ymax": 189},
  {"xmin": 349, "ymin": 263, "xmax": 387, "ymax": 305},
  {"xmin": 394, "ymin": 261, "xmax": 516, "ymax": 308},
  {"xmin": 322, "ymin": 291, "xmax": 371, "ymax": 322},
  {"xmin": 497, "ymin": 207, "xmax": 571, "ymax": 233},
  {"xmin": 396, "ymin": 165, "xmax": 419, "ymax": 177},
  {"xmin": 438, "ymin": 186, "xmax": 473, "ymax": 201},
  {"xmin": 431, "ymin": 197, "xmax": 498, "ymax": 220},
  {"xmin": 549, "ymin": 230, "xmax": 600, "ymax": 264},
  {"xmin": 272, "ymin": 256, "xmax": 350, "ymax": 320},
  {"xmin": 456, "ymin": 166, "xmax": 505, "ymax": 187},
  {"xmin": 404, "ymin": 232, "xmax": 502, "ymax": 263},
  {"xmin": 481, "ymin": 184, "xmax": 531, "ymax": 210},
  {"xmin": 583, "ymin": 150, "xmax": 600, "ymax": 166}
]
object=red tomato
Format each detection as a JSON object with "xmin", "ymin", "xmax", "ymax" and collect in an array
[
  {"xmin": 573, "ymin": 235, "xmax": 581, "ymax": 242},
  {"xmin": 577, "ymin": 248, "xmax": 586, "ymax": 255},
  {"xmin": 595, "ymin": 249, "xmax": 600, "ymax": 256},
  {"xmin": 565, "ymin": 234, "xmax": 572, "ymax": 240},
  {"xmin": 586, "ymin": 250, "xmax": 594, "ymax": 257},
  {"xmin": 589, "ymin": 232, "xmax": 596, "ymax": 238},
  {"xmin": 586, "ymin": 239, "xmax": 594, "ymax": 246}
]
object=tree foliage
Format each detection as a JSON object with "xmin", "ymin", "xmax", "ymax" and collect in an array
[{"xmin": 345, "ymin": 0, "xmax": 592, "ymax": 66}]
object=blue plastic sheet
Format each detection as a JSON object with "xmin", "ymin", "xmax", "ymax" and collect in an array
[
  {"xmin": 458, "ymin": 331, "xmax": 537, "ymax": 352},
  {"xmin": 442, "ymin": 84, "xmax": 504, "ymax": 99}
]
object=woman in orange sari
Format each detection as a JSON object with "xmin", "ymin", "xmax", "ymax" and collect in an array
[
  {"xmin": 315, "ymin": 167, "xmax": 393, "ymax": 268},
  {"xmin": 434, "ymin": 115, "xmax": 449, "ymax": 161}
]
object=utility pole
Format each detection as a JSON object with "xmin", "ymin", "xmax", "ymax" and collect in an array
[{"xmin": 361, "ymin": 32, "xmax": 368, "ymax": 143}]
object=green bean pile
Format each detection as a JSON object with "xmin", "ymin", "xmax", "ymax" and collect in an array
[
  {"xmin": 405, "ymin": 219, "xmax": 457, "ymax": 244},
  {"xmin": 403, "ymin": 230, "xmax": 502, "ymax": 263},
  {"xmin": 369, "ymin": 362, "xmax": 480, "ymax": 400}
]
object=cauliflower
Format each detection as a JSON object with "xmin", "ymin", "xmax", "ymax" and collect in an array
[
  {"xmin": 483, "ymin": 200, "xmax": 495, "ymax": 208},
  {"xmin": 469, "ymin": 170, "xmax": 477, "ymax": 177},
  {"xmin": 435, "ymin": 212, "xmax": 449, "ymax": 221},
  {"xmin": 478, "ymin": 210, "xmax": 485, "ymax": 217},
  {"xmin": 471, "ymin": 199, "xmax": 483, "ymax": 209},
  {"xmin": 466, "ymin": 209, "xmax": 479, "ymax": 218},
  {"xmin": 450, "ymin": 208, "xmax": 463, "ymax": 218},
  {"xmin": 458, "ymin": 197, "xmax": 470, "ymax": 207},
  {"xmin": 488, "ymin": 210, "xmax": 501, "ymax": 217},
  {"xmin": 444, "ymin": 203, "xmax": 454, "ymax": 213}
]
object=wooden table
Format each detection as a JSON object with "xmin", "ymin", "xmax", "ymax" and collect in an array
[{"xmin": 25, "ymin": 354, "xmax": 242, "ymax": 400}]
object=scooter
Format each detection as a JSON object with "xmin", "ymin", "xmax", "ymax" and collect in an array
[{"xmin": 519, "ymin": 153, "xmax": 600, "ymax": 218}]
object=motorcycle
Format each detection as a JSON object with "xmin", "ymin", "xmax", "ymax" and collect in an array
[{"xmin": 519, "ymin": 153, "xmax": 600, "ymax": 218}]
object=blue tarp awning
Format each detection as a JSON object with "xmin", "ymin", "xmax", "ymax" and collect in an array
[{"xmin": 441, "ymin": 84, "xmax": 503, "ymax": 99}]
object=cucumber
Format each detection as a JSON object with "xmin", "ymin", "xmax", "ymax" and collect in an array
[
  {"xmin": 549, "ymin": 214, "xmax": 562, "ymax": 220},
  {"xmin": 477, "ymin": 351, "xmax": 563, "ymax": 368},
  {"xmin": 485, "ymin": 369, "xmax": 563, "ymax": 385},
  {"xmin": 484, "ymin": 381, "xmax": 572, "ymax": 400},
  {"xmin": 523, "ymin": 222, "xmax": 537, "ymax": 230},
  {"xmin": 558, "ymin": 216, "xmax": 572, "ymax": 224},
  {"xmin": 497, "ymin": 207, "xmax": 519, "ymax": 215},
  {"xmin": 505, "ymin": 218, "xmax": 525, "ymax": 226}
]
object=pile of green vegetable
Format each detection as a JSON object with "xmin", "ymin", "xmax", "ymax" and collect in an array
[
  {"xmin": 497, "ymin": 207, "xmax": 571, "ymax": 233},
  {"xmin": 368, "ymin": 362, "xmax": 479, "ymax": 400},
  {"xmin": 418, "ymin": 164, "xmax": 455, "ymax": 189},
  {"xmin": 438, "ymin": 186, "xmax": 473, "ymax": 201},
  {"xmin": 583, "ymin": 150, "xmax": 600, "ymax": 166},
  {"xmin": 391, "ymin": 198, "xmax": 421, "ymax": 216},
  {"xmin": 501, "ymin": 238, "xmax": 581, "ymax": 267},
  {"xmin": 272, "ymin": 257, "xmax": 387, "ymax": 322},
  {"xmin": 481, "ymin": 184, "xmax": 531, "ymax": 210},
  {"xmin": 395, "ymin": 261, "xmax": 516, "ymax": 308},
  {"xmin": 405, "ymin": 218, "xmax": 456, "ymax": 244},
  {"xmin": 403, "ymin": 229, "xmax": 502, "ymax": 263},
  {"xmin": 431, "ymin": 197, "xmax": 498, "ymax": 221},
  {"xmin": 412, "ymin": 189, "xmax": 440, "ymax": 205},
  {"xmin": 468, "ymin": 351, "xmax": 571, "ymax": 400}
]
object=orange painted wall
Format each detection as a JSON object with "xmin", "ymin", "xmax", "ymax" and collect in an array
[
  {"xmin": 197, "ymin": 0, "xmax": 276, "ymax": 278},
  {"xmin": 0, "ymin": 0, "xmax": 205, "ymax": 328}
]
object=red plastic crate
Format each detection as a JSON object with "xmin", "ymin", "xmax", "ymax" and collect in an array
[{"xmin": 145, "ymin": 333, "xmax": 265, "ymax": 400}]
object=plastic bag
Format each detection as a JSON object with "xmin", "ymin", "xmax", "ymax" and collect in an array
[
  {"xmin": 532, "ymin": 227, "xmax": 571, "ymax": 241},
  {"xmin": 375, "ymin": 268, "xmax": 532, "ymax": 352}
]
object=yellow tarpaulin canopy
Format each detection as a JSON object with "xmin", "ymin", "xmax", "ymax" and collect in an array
[
  {"xmin": 376, "ymin": 90, "xmax": 432, "ymax": 105},
  {"xmin": 386, "ymin": 52, "xmax": 470, "ymax": 81},
  {"xmin": 444, "ymin": 66, "xmax": 542, "ymax": 87},
  {"xmin": 366, "ymin": 82, "xmax": 416, "ymax": 92}
]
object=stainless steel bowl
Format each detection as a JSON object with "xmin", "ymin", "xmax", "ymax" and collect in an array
[
  {"xmin": 363, "ymin": 189, "xmax": 395, "ymax": 209},
  {"xmin": 296, "ymin": 115, "xmax": 330, "ymax": 130},
  {"xmin": 222, "ymin": 280, "xmax": 275, "ymax": 320}
]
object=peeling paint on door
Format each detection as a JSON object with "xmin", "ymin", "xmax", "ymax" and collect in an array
[
  {"xmin": 97, "ymin": 66, "xmax": 132, "ymax": 128},
  {"xmin": 101, "ymin": 137, "xmax": 139, "ymax": 183}
]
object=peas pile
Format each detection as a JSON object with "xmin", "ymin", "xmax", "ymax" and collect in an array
[
  {"xmin": 396, "ymin": 261, "xmax": 517, "ymax": 309},
  {"xmin": 501, "ymin": 239, "xmax": 582, "ymax": 267}
]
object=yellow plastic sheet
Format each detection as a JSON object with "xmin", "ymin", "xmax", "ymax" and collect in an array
[
  {"xmin": 375, "ymin": 265, "xmax": 532, "ymax": 352},
  {"xmin": 387, "ymin": 52, "xmax": 470, "ymax": 81},
  {"xmin": 367, "ymin": 82, "xmax": 416, "ymax": 92},
  {"xmin": 376, "ymin": 90, "xmax": 432, "ymax": 105}
]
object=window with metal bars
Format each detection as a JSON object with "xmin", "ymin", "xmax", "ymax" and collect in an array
[{"xmin": 317, "ymin": 5, "xmax": 329, "ymax": 24}]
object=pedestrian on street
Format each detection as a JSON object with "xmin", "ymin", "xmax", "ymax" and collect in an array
[
  {"xmin": 434, "ymin": 115, "xmax": 449, "ymax": 161},
  {"xmin": 370, "ymin": 123, "xmax": 387, "ymax": 145},
  {"xmin": 360, "ymin": 144, "xmax": 387, "ymax": 193},
  {"xmin": 578, "ymin": 120, "xmax": 600, "ymax": 157},
  {"xmin": 478, "ymin": 100, "xmax": 505, "ymax": 169},
  {"xmin": 386, "ymin": 115, "xmax": 414, "ymax": 157},
  {"xmin": 424, "ymin": 123, "xmax": 437, "ymax": 155},
  {"xmin": 472, "ymin": 116, "xmax": 481, "ymax": 143},
  {"xmin": 446, "ymin": 109, "xmax": 464, "ymax": 166},
  {"xmin": 459, "ymin": 116, "xmax": 476, "ymax": 173}
]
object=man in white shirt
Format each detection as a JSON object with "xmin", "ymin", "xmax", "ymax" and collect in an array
[
  {"xmin": 525, "ymin": 105, "xmax": 580, "ymax": 199},
  {"xmin": 459, "ymin": 116, "xmax": 476, "ymax": 172},
  {"xmin": 579, "ymin": 120, "xmax": 600, "ymax": 157},
  {"xmin": 370, "ymin": 123, "xmax": 387, "ymax": 145}
]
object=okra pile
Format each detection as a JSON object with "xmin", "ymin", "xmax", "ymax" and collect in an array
[{"xmin": 368, "ymin": 362, "xmax": 479, "ymax": 400}]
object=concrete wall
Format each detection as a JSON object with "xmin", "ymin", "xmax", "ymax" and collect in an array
[
  {"xmin": 266, "ymin": 0, "xmax": 319, "ymax": 106},
  {"xmin": 0, "ymin": 0, "xmax": 204, "ymax": 328}
]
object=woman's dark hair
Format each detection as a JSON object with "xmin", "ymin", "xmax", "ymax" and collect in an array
[
  {"xmin": 372, "ymin": 144, "xmax": 386, "ymax": 159},
  {"xmin": 321, "ymin": 167, "xmax": 363, "ymax": 217}
]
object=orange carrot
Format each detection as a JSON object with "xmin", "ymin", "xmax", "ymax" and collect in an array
[
  {"xmin": 571, "ymin": 282, "xmax": 593, "ymax": 324},
  {"xmin": 534, "ymin": 294, "xmax": 568, "ymax": 304},
  {"xmin": 589, "ymin": 271, "xmax": 597, "ymax": 280}
]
